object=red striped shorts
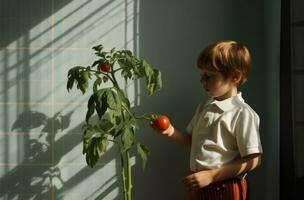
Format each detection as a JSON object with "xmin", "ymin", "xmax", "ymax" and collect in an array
[{"xmin": 187, "ymin": 177, "xmax": 248, "ymax": 200}]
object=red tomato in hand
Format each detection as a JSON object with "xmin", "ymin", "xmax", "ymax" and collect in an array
[
  {"xmin": 100, "ymin": 63, "xmax": 110, "ymax": 72},
  {"xmin": 154, "ymin": 115, "xmax": 170, "ymax": 131}
]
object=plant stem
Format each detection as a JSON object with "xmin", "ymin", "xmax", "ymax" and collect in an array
[
  {"xmin": 127, "ymin": 150, "xmax": 133, "ymax": 200},
  {"xmin": 110, "ymin": 70, "xmax": 120, "ymax": 89},
  {"xmin": 134, "ymin": 112, "xmax": 154, "ymax": 120},
  {"xmin": 112, "ymin": 67, "xmax": 123, "ymax": 73},
  {"xmin": 121, "ymin": 153, "xmax": 128, "ymax": 200},
  {"xmin": 121, "ymin": 104, "xmax": 134, "ymax": 118},
  {"xmin": 107, "ymin": 61, "xmax": 133, "ymax": 200},
  {"xmin": 134, "ymin": 115, "xmax": 151, "ymax": 120}
]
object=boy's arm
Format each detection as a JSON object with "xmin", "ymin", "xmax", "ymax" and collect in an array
[
  {"xmin": 156, "ymin": 124, "xmax": 192, "ymax": 149},
  {"xmin": 211, "ymin": 153, "xmax": 261, "ymax": 182},
  {"xmin": 182, "ymin": 153, "xmax": 262, "ymax": 189}
]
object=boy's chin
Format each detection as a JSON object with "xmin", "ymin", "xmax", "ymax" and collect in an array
[{"xmin": 203, "ymin": 89, "xmax": 213, "ymax": 96}]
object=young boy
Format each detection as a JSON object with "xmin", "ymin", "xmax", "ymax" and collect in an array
[{"xmin": 152, "ymin": 40, "xmax": 263, "ymax": 200}]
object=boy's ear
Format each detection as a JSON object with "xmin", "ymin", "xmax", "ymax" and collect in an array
[{"xmin": 232, "ymin": 71, "xmax": 242, "ymax": 85}]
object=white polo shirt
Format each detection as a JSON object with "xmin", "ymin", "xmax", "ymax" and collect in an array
[{"xmin": 186, "ymin": 92, "xmax": 263, "ymax": 172}]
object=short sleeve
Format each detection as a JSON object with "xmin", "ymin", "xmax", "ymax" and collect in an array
[
  {"xmin": 186, "ymin": 104, "xmax": 204, "ymax": 135},
  {"xmin": 235, "ymin": 107, "xmax": 263, "ymax": 157}
]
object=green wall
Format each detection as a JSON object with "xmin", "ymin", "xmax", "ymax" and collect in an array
[{"xmin": 0, "ymin": 0, "xmax": 280, "ymax": 199}]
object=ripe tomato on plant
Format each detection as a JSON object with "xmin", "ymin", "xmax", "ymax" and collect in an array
[
  {"xmin": 150, "ymin": 115, "xmax": 171, "ymax": 131},
  {"xmin": 99, "ymin": 63, "xmax": 110, "ymax": 73}
]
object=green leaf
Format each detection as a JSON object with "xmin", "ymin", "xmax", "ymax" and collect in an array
[
  {"xmin": 101, "ymin": 137, "xmax": 109, "ymax": 153},
  {"xmin": 93, "ymin": 77, "xmax": 102, "ymax": 93},
  {"xmin": 121, "ymin": 68, "xmax": 133, "ymax": 80},
  {"xmin": 105, "ymin": 89, "xmax": 121, "ymax": 112},
  {"xmin": 108, "ymin": 109, "xmax": 117, "ymax": 123},
  {"xmin": 117, "ymin": 58, "xmax": 128, "ymax": 69},
  {"xmin": 118, "ymin": 54, "xmax": 135, "ymax": 67},
  {"xmin": 83, "ymin": 142, "xmax": 89, "ymax": 155},
  {"xmin": 83, "ymin": 125, "xmax": 95, "ymax": 141},
  {"xmin": 96, "ymin": 51, "xmax": 107, "ymax": 59},
  {"xmin": 67, "ymin": 66, "xmax": 85, "ymax": 92},
  {"xmin": 86, "ymin": 94, "xmax": 96, "ymax": 123},
  {"xmin": 121, "ymin": 125, "xmax": 134, "ymax": 152},
  {"xmin": 155, "ymin": 69, "xmax": 162, "ymax": 91},
  {"xmin": 128, "ymin": 116, "xmax": 137, "ymax": 129},
  {"xmin": 142, "ymin": 60, "xmax": 154, "ymax": 77},
  {"xmin": 75, "ymin": 70, "xmax": 91, "ymax": 94},
  {"xmin": 92, "ymin": 59, "xmax": 101, "ymax": 68},
  {"xmin": 82, "ymin": 70, "xmax": 90, "ymax": 82},
  {"xmin": 67, "ymin": 76, "xmax": 75, "ymax": 91},
  {"xmin": 95, "ymin": 136, "xmax": 108, "ymax": 156},
  {"xmin": 88, "ymin": 139, "xmax": 98, "ymax": 167},
  {"xmin": 99, "ymin": 118, "xmax": 114, "ymax": 131},
  {"xmin": 114, "ymin": 128, "xmax": 123, "ymax": 139},
  {"xmin": 147, "ymin": 69, "xmax": 162, "ymax": 96},
  {"xmin": 84, "ymin": 134, "xmax": 109, "ymax": 168},
  {"xmin": 137, "ymin": 143, "xmax": 150, "ymax": 170},
  {"xmin": 137, "ymin": 60, "xmax": 163, "ymax": 95},
  {"xmin": 109, "ymin": 128, "xmax": 117, "ymax": 137},
  {"xmin": 108, "ymin": 109, "xmax": 122, "ymax": 125},
  {"xmin": 78, "ymin": 81, "xmax": 88, "ymax": 94},
  {"xmin": 92, "ymin": 44, "xmax": 103, "ymax": 52},
  {"xmin": 122, "ymin": 50, "xmax": 133, "ymax": 56},
  {"xmin": 117, "ymin": 89, "xmax": 130, "ymax": 109},
  {"xmin": 133, "ymin": 63, "xmax": 145, "ymax": 77},
  {"xmin": 142, "ymin": 60, "xmax": 155, "ymax": 95},
  {"xmin": 85, "ymin": 153, "xmax": 91, "ymax": 167},
  {"xmin": 105, "ymin": 89, "xmax": 116, "ymax": 110},
  {"xmin": 102, "ymin": 76, "xmax": 109, "ymax": 83},
  {"xmin": 67, "ymin": 66, "xmax": 84, "ymax": 77},
  {"xmin": 95, "ymin": 89, "xmax": 108, "ymax": 118}
]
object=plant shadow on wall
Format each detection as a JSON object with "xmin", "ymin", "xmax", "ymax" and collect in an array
[
  {"xmin": 0, "ymin": 111, "xmax": 69, "ymax": 199},
  {"xmin": 0, "ymin": 110, "xmax": 122, "ymax": 200}
]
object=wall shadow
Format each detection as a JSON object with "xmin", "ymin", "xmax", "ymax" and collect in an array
[
  {"xmin": 0, "ymin": 0, "xmax": 75, "ymax": 48},
  {"xmin": 0, "ymin": 110, "xmax": 122, "ymax": 199}
]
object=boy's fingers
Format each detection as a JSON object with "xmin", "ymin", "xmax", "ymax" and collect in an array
[
  {"xmin": 181, "ymin": 175, "xmax": 194, "ymax": 186},
  {"xmin": 182, "ymin": 180, "xmax": 197, "ymax": 189}
]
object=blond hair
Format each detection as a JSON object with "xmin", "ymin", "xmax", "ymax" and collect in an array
[{"xmin": 197, "ymin": 40, "xmax": 252, "ymax": 85}]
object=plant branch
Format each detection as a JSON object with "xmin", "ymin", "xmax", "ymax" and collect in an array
[
  {"xmin": 112, "ymin": 67, "xmax": 123, "ymax": 73},
  {"xmin": 87, "ymin": 68, "xmax": 116, "ymax": 85},
  {"xmin": 134, "ymin": 112, "xmax": 154, "ymax": 121},
  {"xmin": 122, "ymin": 104, "xmax": 134, "ymax": 118},
  {"xmin": 110, "ymin": 70, "xmax": 120, "ymax": 89}
]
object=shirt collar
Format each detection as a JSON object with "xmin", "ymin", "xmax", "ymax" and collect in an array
[{"xmin": 207, "ymin": 92, "xmax": 244, "ymax": 112}]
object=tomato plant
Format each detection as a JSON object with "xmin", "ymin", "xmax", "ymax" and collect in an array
[{"xmin": 67, "ymin": 44, "xmax": 162, "ymax": 200}]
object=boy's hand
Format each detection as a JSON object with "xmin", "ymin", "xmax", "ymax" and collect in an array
[
  {"xmin": 182, "ymin": 170, "xmax": 214, "ymax": 189},
  {"xmin": 150, "ymin": 114, "xmax": 192, "ymax": 148},
  {"xmin": 150, "ymin": 122, "xmax": 175, "ymax": 137}
]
